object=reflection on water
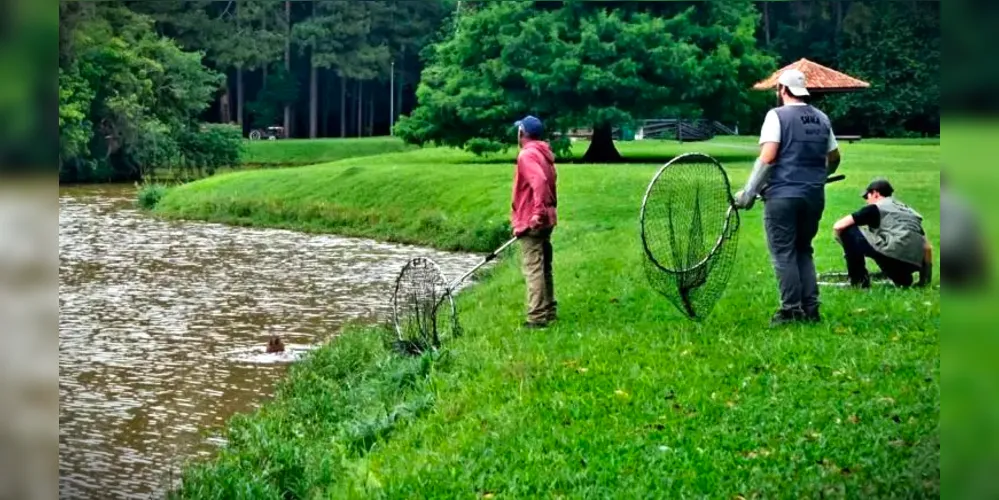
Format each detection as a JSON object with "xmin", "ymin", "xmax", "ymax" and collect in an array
[{"xmin": 59, "ymin": 185, "xmax": 484, "ymax": 499}]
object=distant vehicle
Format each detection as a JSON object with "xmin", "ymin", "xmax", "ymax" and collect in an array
[{"xmin": 248, "ymin": 126, "xmax": 286, "ymax": 141}]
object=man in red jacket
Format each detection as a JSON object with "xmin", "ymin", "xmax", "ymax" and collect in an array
[{"xmin": 512, "ymin": 115, "xmax": 558, "ymax": 328}]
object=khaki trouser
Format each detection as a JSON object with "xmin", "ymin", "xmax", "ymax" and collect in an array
[{"xmin": 520, "ymin": 228, "xmax": 556, "ymax": 323}]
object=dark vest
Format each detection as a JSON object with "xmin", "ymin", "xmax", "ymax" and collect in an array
[
  {"xmin": 762, "ymin": 104, "xmax": 833, "ymax": 200},
  {"xmin": 860, "ymin": 197, "xmax": 926, "ymax": 267}
]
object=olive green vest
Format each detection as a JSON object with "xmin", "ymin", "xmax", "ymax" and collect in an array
[{"xmin": 861, "ymin": 197, "xmax": 925, "ymax": 266}]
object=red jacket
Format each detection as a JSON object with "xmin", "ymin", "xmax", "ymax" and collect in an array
[{"xmin": 511, "ymin": 140, "xmax": 557, "ymax": 236}]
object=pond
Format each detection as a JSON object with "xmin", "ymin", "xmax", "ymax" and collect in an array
[{"xmin": 58, "ymin": 185, "xmax": 485, "ymax": 498}]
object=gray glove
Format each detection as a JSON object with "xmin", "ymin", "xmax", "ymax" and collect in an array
[
  {"xmin": 733, "ymin": 157, "xmax": 773, "ymax": 210},
  {"xmin": 733, "ymin": 189, "xmax": 756, "ymax": 210}
]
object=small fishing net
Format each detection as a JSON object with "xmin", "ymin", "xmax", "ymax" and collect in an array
[
  {"xmin": 816, "ymin": 271, "xmax": 891, "ymax": 287},
  {"xmin": 390, "ymin": 237, "xmax": 516, "ymax": 355},
  {"xmin": 391, "ymin": 257, "xmax": 460, "ymax": 354},
  {"xmin": 640, "ymin": 153, "xmax": 740, "ymax": 320}
]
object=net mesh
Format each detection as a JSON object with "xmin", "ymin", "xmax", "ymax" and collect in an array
[
  {"xmin": 391, "ymin": 257, "xmax": 459, "ymax": 353},
  {"xmin": 641, "ymin": 153, "xmax": 740, "ymax": 320}
]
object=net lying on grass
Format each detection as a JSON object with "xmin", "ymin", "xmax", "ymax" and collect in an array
[
  {"xmin": 391, "ymin": 257, "xmax": 459, "ymax": 354},
  {"xmin": 640, "ymin": 153, "xmax": 740, "ymax": 321},
  {"xmin": 816, "ymin": 271, "xmax": 891, "ymax": 287}
]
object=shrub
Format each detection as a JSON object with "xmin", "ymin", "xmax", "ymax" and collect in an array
[
  {"xmin": 179, "ymin": 123, "xmax": 244, "ymax": 176},
  {"xmin": 136, "ymin": 182, "xmax": 168, "ymax": 210}
]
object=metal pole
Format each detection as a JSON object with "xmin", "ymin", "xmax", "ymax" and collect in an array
[{"xmin": 390, "ymin": 60, "xmax": 395, "ymax": 136}]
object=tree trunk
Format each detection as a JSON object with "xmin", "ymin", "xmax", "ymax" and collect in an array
[
  {"xmin": 389, "ymin": 61, "xmax": 395, "ymax": 135},
  {"xmin": 308, "ymin": 0, "xmax": 317, "ymax": 139},
  {"xmin": 283, "ymin": 0, "xmax": 291, "ymax": 136},
  {"xmin": 797, "ymin": 0, "xmax": 806, "ymax": 32},
  {"xmin": 220, "ymin": 78, "xmax": 231, "ymax": 124},
  {"xmin": 321, "ymin": 71, "xmax": 330, "ymax": 137},
  {"xmin": 398, "ymin": 48, "xmax": 405, "ymax": 117},
  {"xmin": 357, "ymin": 80, "xmax": 363, "ymax": 138},
  {"xmin": 309, "ymin": 61, "xmax": 318, "ymax": 138},
  {"xmin": 582, "ymin": 124, "xmax": 622, "ymax": 163},
  {"xmin": 368, "ymin": 91, "xmax": 374, "ymax": 136},
  {"xmin": 234, "ymin": 0, "xmax": 243, "ymax": 128},
  {"xmin": 236, "ymin": 67, "xmax": 244, "ymax": 128},
  {"xmin": 763, "ymin": 2, "xmax": 771, "ymax": 46},
  {"xmin": 340, "ymin": 76, "xmax": 346, "ymax": 138},
  {"xmin": 262, "ymin": 8, "xmax": 268, "ymax": 87},
  {"xmin": 835, "ymin": 0, "xmax": 844, "ymax": 49},
  {"xmin": 836, "ymin": 0, "xmax": 844, "ymax": 32}
]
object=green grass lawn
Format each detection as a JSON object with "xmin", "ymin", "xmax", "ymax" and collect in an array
[{"xmin": 160, "ymin": 138, "xmax": 940, "ymax": 499}]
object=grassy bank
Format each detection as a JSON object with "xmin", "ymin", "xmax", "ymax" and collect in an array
[
  {"xmin": 241, "ymin": 136, "xmax": 419, "ymax": 167},
  {"xmin": 163, "ymin": 138, "xmax": 940, "ymax": 498},
  {"xmin": 150, "ymin": 137, "xmax": 418, "ymax": 182},
  {"xmin": 154, "ymin": 146, "xmax": 513, "ymax": 252}
]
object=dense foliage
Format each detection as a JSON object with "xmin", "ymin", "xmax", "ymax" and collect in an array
[
  {"xmin": 58, "ymin": 0, "xmax": 451, "ymax": 182},
  {"xmin": 58, "ymin": 1, "xmax": 940, "ymax": 178},
  {"xmin": 59, "ymin": 3, "xmax": 240, "ymax": 182},
  {"xmin": 396, "ymin": 1, "xmax": 939, "ymax": 161},
  {"xmin": 1, "ymin": 0, "xmax": 54, "ymax": 172},
  {"xmin": 395, "ymin": 0, "xmax": 775, "ymax": 161},
  {"xmin": 759, "ymin": 0, "xmax": 940, "ymax": 137}
]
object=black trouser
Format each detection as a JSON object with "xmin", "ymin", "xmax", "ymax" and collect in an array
[
  {"xmin": 764, "ymin": 196, "xmax": 824, "ymax": 315},
  {"xmin": 837, "ymin": 225, "xmax": 919, "ymax": 286}
]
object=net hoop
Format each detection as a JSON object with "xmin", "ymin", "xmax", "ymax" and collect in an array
[
  {"xmin": 640, "ymin": 152, "xmax": 739, "ymax": 275},
  {"xmin": 391, "ymin": 256, "xmax": 458, "ymax": 347}
]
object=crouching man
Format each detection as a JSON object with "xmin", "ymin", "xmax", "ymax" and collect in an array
[{"xmin": 832, "ymin": 178, "xmax": 933, "ymax": 288}]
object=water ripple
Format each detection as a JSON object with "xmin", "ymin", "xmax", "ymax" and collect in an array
[{"xmin": 59, "ymin": 185, "xmax": 485, "ymax": 498}]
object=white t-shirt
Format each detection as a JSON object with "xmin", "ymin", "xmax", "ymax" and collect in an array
[{"xmin": 758, "ymin": 103, "xmax": 839, "ymax": 153}]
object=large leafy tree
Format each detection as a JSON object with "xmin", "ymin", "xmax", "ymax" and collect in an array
[
  {"xmin": 396, "ymin": 0, "xmax": 775, "ymax": 162},
  {"xmin": 59, "ymin": 3, "xmax": 237, "ymax": 182},
  {"xmin": 132, "ymin": 0, "xmax": 286, "ymax": 129}
]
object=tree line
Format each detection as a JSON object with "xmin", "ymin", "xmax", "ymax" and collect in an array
[
  {"xmin": 59, "ymin": 0, "xmax": 453, "ymax": 182},
  {"xmin": 130, "ymin": 0, "xmax": 451, "ymax": 139},
  {"xmin": 397, "ymin": 0, "xmax": 939, "ymax": 161},
  {"xmin": 58, "ymin": 1, "xmax": 938, "ymax": 181}
]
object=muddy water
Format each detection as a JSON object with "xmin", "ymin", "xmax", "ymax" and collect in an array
[{"xmin": 59, "ymin": 185, "xmax": 485, "ymax": 499}]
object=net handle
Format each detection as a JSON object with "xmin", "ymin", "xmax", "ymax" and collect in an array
[
  {"xmin": 447, "ymin": 236, "xmax": 518, "ymax": 291},
  {"xmin": 427, "ymin": 236, "xmax": 518, "ymax": 343},
  {"xmin": 754, "ymin": 174, "xmax": 847, "ymax": 201}
]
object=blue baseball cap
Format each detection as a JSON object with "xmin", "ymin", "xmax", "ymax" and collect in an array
[{"xmin": 514, "ymin": 115, "xmax": 544, "ymax": 138}]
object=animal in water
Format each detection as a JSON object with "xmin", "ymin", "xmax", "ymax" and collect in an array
[{"xmin": 266, "ymin": 335, "xmax": 285, "ymax": 353}]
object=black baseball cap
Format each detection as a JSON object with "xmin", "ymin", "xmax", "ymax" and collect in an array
[{"xmin": 862, "ymin": 178, "xmax": 894, "ymax": 198}]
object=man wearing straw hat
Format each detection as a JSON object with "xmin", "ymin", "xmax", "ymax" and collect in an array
[{"xmin": 733, "ymin": 68, "xmax": 842, "ymax": 326}]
